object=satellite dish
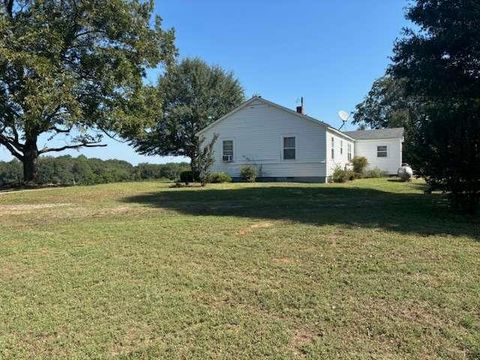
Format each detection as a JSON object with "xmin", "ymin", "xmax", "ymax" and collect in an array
[
  {"xmin": 338, "ymin": 110, "xmax": 351, "ymax": 130},
  {"xmin": 338, "ymin": 110, "xmax": 350, "ymax": 122}
]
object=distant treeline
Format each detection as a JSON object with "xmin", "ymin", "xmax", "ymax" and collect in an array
[{"xmin": 0, "ymin": 156, "xmax": 190, "ymax": 187}]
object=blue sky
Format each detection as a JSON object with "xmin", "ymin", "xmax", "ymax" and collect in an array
[{"xmin": 0, "ymin": 0, "xmax": 409, "ymax": 164}]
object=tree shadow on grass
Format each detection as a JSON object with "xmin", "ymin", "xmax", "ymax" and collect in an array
[{"xmin": 122, "ymin": 185, "xmax": 480, "ymax": 240}]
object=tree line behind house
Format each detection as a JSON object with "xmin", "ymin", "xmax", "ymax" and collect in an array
[{"xmin": 0, "ymin": 156, "xmax": 189, "ymax": 187}]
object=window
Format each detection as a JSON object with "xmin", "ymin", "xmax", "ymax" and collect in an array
[
  {"xmin": 377, "ymin": 145, "xmax": 388, "ymax": 158},
  {"xmin": 331, "ymin": 137, "xmax": 335, "ymax": 159},
  {"xmin": 283, "ymin": 136, "xmax": 296, "ymax": 160},
  {"xmin": 340, "ymin": 140, "xmax": 343, "ymax": 155},
  {"xmin": 222, "ymin": 140, "xmax": 233, "ymax": 162},
  {"xmin": 348, "ymin": 143, "xmax": 352, "ymax": 161}
]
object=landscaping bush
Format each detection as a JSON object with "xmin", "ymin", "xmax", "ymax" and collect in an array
[
  {"xmin": 208, "ymin": 172, "xmax": 232, "ymax": 183},
  {"xmin": 180, "ymin": 170, "xmax": 194, "ymax": 184},
  {"xmin": 331, "ymin": 166, "xmax": 356, "ymax": 183},
  {"xmin": 351, "ymin": 156, "xmax": 369, "ymax": 175},
  {"xmin": 346, "ymin": 170, "xmax": 356, "ymax": 181},
  {"xmin": 363, "ymin": 167, "xmax": 388, "ymax": 178},
  {"xmin": 240, "ymin": 165, "xmax": 257, "ymax": 182},
  {"xmin": 331, "ymin": 167, "xmax": 346, "ymax": 183}
]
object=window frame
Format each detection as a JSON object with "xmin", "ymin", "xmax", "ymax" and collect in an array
[
  {"xmin": 377, "ymin": 145, "xmax": 388, "ymax": 158},
  {"xmin": 282, "ymin": 135, "xmax": 296, "ymax": 161},
  {"xmin": 331, "ymin": 137, "xmax": 335, "ymax": 159},
  {"xmin": 222, "ymin": 139, "xmax": 234, "ymax": 162},
  {"xmin": 347, "ymin": 143, "xmax": 352, "ymax": 161},
  {"xmin": 340, "ymin": 140, "xmax": 343, "ymax": 155}
]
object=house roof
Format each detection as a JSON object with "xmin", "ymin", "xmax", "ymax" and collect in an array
[
  {"xmin": 196, "ymin": 96, "xmax": 404, "ymax": 142},
  {"xmin": 196, "ymin": 96, "xmax": 355, "ymax": 141},
  {"xmin": 343, "ymin": 127, "xmax": 404, "ymax": 140}
]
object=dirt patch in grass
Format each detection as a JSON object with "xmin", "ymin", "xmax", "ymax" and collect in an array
[
  {"xmin": 237, "ymin": 221, "xmax": 274, "ymax": 235},
  {"xmin": 0, "ymin": 203, "xmax": 72, "ymax": 214},
  {"xmin": 291, "ymin": 328, "xmax": 318, "ymax": 354},
  {"xmin": 1, "ymin": 204, "xmax": 153, "ymax": 224},
  {"xmin": 272, "ymin": 257, "xmax": 296, "ymax": 265},
  {"xmin": 90, "ymin": 206, "xmax": 135, "ymax": 217},
  {"xmin": 250, "ymin": 222, "xmax": 274, "ymax": 229},
  {"xmin": 1, "ymin": 263, "xmax": 37, "ymax": 280},
  {"xmin": 110, "ymin": 324, "xmax": 155, "ymax": 357}
]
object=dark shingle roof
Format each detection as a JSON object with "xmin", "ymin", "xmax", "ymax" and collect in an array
[{"xmin": 343, "ymin": 127, "xmax": 404, "ymax": 140}]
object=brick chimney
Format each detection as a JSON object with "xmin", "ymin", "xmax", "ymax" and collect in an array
[{"xmin": 296, "ymin": 97, "xmax": 304, "ymax": 114}]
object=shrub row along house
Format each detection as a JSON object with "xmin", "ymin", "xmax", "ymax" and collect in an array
[{"xmin": 197, "ymin": 96, "xmax": 404, "ymax": 182}]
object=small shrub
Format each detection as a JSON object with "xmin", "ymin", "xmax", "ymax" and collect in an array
[
  {"xmin": 208, "ymin": 172, "xmax": 232, "ymax": 183},
  {"xmin": 363, "ymin": 167, "xmax": 387, "ymax": 178},
  {"xmin": 331, "ymin": 166, "xmax": 357, "ymax": 183},
  {"xmin": 240, "ymin": 165, "xmax": 257, "ymax": 182},
  {"xmin": 180, "ymin": 170, "xmax": 194, "ymax": 184},
  {"xmin": 352, "ymin": 171, "xmax": 363, "ymax": 180},
  {"xmin": 351, "ymin": 156, "xmax": 369, "ymax": 175},
  {"xmin": 332, "ymin": 167, "xmax": 348, "ymax": 183},
  {"xmin": 197, "ymin": 134, "xmax": 218, "ymax": 186},
  {"xmin": 346, "ymin": 169, "xmax": 356, "ymax": 181}
]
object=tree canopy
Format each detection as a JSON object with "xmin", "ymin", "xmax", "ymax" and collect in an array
[
  {"xmin": 0, "ymin": 0, "xmax": 176, "ymax": 183},
  {"xmin": 390, "ymin": 0, "xmax": 480, "ymax": 213},
  {"xmin": 353, "ymin": 76, "xmax": 414, "ymax": 130},
  {"xmin": 0, "ymin": 156, "xmax": 189, "ymax": 186},
  {"xmin": 131, "ymin": 57, "xmax": 244, "ymax": 178}
]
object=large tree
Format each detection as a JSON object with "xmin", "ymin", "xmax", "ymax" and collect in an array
[
  {"xmin": 0, "ymin": 0, "xmax": 175, "ymax": 183},
  {"xmin": 132, "ymin": 58, "xmax": 244, "ymax": 178},
  {"xmin": 390, "ymin": 0, "xmax": 480, "ymax": 213},
  {"xmin": 353, "ymin": 76, "xmax": 418, "ymax": 163},
  {"xmin": 353, "ymin": 76, "xmax": 414, "ymax": 130}
]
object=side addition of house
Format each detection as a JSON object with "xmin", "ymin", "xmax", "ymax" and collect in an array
[{"xmin": 197, "ymin": 96, "xmax": 404, "ymax": 182}]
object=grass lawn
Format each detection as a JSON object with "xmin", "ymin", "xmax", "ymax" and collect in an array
[{"xmin": 0, "ymin": 178, "xmax": 479, "ymax": 359}]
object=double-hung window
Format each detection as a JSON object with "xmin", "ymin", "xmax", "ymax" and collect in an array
[
  {"xmin": 347, "ymin": 143, "xmax": 352, "ymax": 161},
  {"xmin": 377, "ymin": 145, "xmax": 388, "ymax": 158},
  {"xmin": 222, "ymin": 140, "xmax": 234, "ymax": 162},
  {"xmin": 340, "ymin": 140, "xmax": 343, "ymax": 155},
  {"xmin": 283, "ymin": 136, "xmax": 296, "ymax": 160},
  {"xmin": 331, "ymin": 137, "xmax": 335, "ymax": 159}
]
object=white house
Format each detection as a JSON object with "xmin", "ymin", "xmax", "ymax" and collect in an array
[
  {"xmin": 197, "ymin": 96, "xmax": 404, "ymax": 182},
  {"xmin": 343, "ymin": 128, "xmax": 404, "ymax": 175}
]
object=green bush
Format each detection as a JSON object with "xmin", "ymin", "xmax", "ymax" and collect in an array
[
  {"xmin": 363, "ymin": 167, "xmax": 388, "ymax": 178},
  {"xmin": 179, "ymin": 170, "xmax": 194, "ymax": 184},
  {"xmin": 331, "ymin": 168, "xmax": 345, "ymax": 183},
  {"xmin": 136, "ymin": 162, "xmax": 189, "ymax": 181},
  {"xmin": 240, "ymin": 165, "xmax": 257, "ymax": 182},
  {"xmin": 208, "ymin": 172, "xmax": 232, "ymax": 183},
  {"xmin": 332, "ymin": 166, "xmax": 355, "ymax": 183},
  {"xmin": 347, "ymin": 170, "xmax": 357, "ymax": 181},
  {"xmin": 351, "ymin": 156, "xmax": 369, "ymax": 175}
]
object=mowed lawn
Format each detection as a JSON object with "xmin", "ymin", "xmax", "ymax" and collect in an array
[{"xmin": 0, "ymin": 179, "xmax": 479, "ymax": 359}]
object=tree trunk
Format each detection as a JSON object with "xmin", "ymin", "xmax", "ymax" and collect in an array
[{"xmin": 23, "ymin": 136, "xmax": 39, "ymax": 184}]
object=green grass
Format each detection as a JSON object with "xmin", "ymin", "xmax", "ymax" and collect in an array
[{"xmin": 0, "ymin": 178, "xmax": 479, "ymax": 359}]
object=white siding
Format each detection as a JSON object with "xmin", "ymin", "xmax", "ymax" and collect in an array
[
  {"xmin": 354, "ymin": 138, "xmax": 403, "ymax": 175},
  {"xmin": 200, "ymin": 99, "xmax": 328, "ymax": 179},
  {"xmin": 326, "ymin": 129, "xmax": 355, "ymax": 177}
]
